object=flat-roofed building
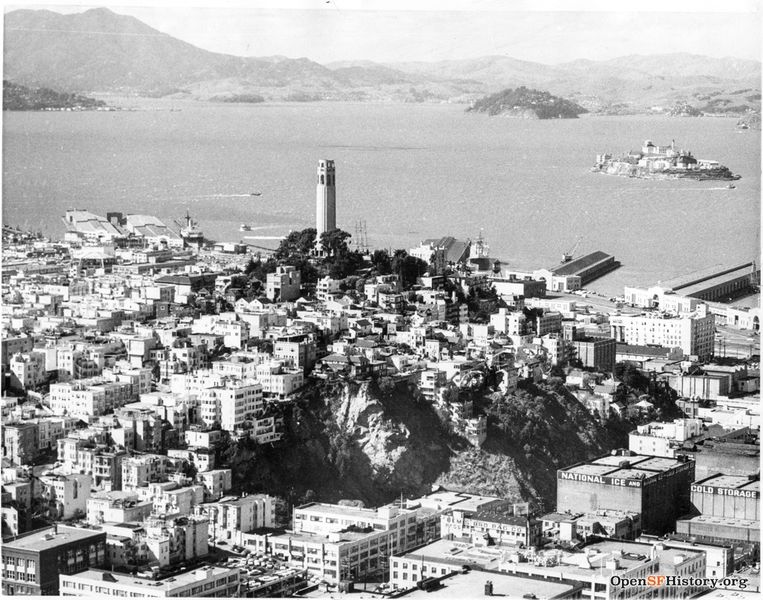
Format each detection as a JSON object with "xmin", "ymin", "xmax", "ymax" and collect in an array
[
  {"xmin": 499, "ymin": 539, "xmax": 706, "ymax": 600},
  {"xmin": 610, "ymin": 307, "xmax": 714, "ymax": 361},
  {"xmin": 668, "ymin": 373, "xmax": 730, "ymax": 401},
  {"xmin": 572, "ymin": 337, "xmax": 616, "ymax": 372},
  {"xmin": 629, "ymin": 419, "xmax": 703, "ymax": 458},
  {"xmin": 623, "ymin": 286, "xmax": 700, "ymax": 313},
  {"xmin": 271, "ymin": 491, "xmax": 501, "ymax": 585},
  {"xmin": 439, "ymin": 498, "xmax": 540, "ymax": 548},
  {"xmin": 59, "ymin": 565, "xmax": 239, "ymax": 597},
  {"xmin": 680, "ymin": 427, "xmax": 760, "ymax": 481},
  {"xmin": 266, "ymin": 266, "xmax": 301, "ymax": 302},
  {"xmin": 637, "ymin": 534, "xmax": 734, "ymax": 579},
  {"xmin": 389, "ymin": 540, "xmax": 580, "ymax": 597},
  {"xmin": 542, "ymin": 509, "xmax": 642, "ymax": 542},
  {"xmin": 194, "ymin": 494, "xmax": 274, "ymax": 545},
  {"xmin": 2, "ymin": 422, "xmax": 37, "ymax": 465},
  {"xmin": 556, "ymin": 450, "xmax": 695, "ymax": 534},
  {"xmin": 689, "ymin": 474, "xmax": 759, "ymax": 521},
  {"xmin": 87, "ymin": 490, "xmax": 153, "ymax": 525},
  {"xmin": 1, "ymin": 524, "xmax": 107, "ymax": 595},
  {"xmin": 675, "ymin": 515, "xmax": 760, "ymax": 552},
  {"xmin": 38, "ymin": 472, "xmax": 92, "ymax": 520}
]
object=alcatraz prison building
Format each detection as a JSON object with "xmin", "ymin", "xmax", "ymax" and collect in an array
[{"xmin": 556, "ymin": 450, "xmax": 695, "ymax": 535}]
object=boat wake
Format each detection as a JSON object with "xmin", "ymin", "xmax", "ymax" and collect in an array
[{"xmin": 239, "ymin": 225, "xmax": 282, "ymax": 232}]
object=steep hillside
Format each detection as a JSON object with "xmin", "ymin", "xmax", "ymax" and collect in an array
[
  {"xmin": 3, "ymin": 8, "xmax": 423, "ymax": 101},
  {"xmin": 222, "ymin": 377, "xmax": 627, "ymax": 510}
]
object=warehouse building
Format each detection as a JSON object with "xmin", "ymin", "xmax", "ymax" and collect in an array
[
  {"xmin": 556, "ymin": 450, "xmax": 694, "ymax": 534},
  {"xmin": 689, "ymin": 474, "xmax": 759, "ymax": 521}
]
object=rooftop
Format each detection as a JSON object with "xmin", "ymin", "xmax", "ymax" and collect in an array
[
  {"xmin": 397, "ymin": 568, "xmax": 577, "ymax": 600},
  {"xmin": 661, "ymin": 262, "xmax": 754, "ymax": 292},
  {"xmin": 694, "ymin": 474, "xmax": 759, "ymax": 491},
  {"xmin": 678, "ymin": 515, "xmax": 758, "ymax": 529},
  {"xmin": 62, "ymin": 566, "xmax": 237, "ymax": 591},
  {"xmin": 3, "ymin": 525, "xmax": 104, "ymax": 552},
  {"xmin": 295, "ymin": 501, "xmax": 404, "ymax": 521},
  {"xmin": 550, "ymin": 251, "xmax": 612, "ymax": 276},
  {"xmin": 561, "ymin": 452, "xmax": 692, "ymax": 482},
  {"xmin": 396, "ymin": 538, "xmax": 505, "ymax": 570},
  {"xmin": 501, "ymin": 539, "xmax": 700, "ymax": 579},
  {"xmin": 616, "ymin": 344, "xmax": 673, "ymax": 357},
  {"xmin": 270, "ymin": 528, "xmax": 377, "ymax": 545},
  {"xmin": 412, "ymin": 490, "xmax": 502, "ymax": 514}
]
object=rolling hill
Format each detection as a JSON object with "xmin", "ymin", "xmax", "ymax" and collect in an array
[{"xmin": 4, "ymin": 7, "xmax": 761, "ymax": 112}]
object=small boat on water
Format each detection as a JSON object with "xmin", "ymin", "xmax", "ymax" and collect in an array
[
  {"xmin": 728, "ymin": 184, "xmax": 736, "ymax": 189},
  {"xmin": 240, "ymin": 224, "xmax": 252, "ymax": 232},
  {"xmin": 250, "ymin": 192, "xmax": 262, "ymax": 197}
]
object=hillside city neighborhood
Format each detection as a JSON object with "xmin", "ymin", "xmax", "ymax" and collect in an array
[{"xmin": 1, "ymin": 159, "xmax": 760, "ymax": 599}]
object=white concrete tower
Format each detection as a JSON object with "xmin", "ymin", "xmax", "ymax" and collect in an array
[{"xmin": 315, "ymin": 159, "xmax": 336, "ymax": 238}]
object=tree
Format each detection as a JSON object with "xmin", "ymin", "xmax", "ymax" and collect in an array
[
  {"xmin": 245, "ymin": 257, "xmax": 278, "ymax": 282},
  {"xmin": 275, "ymin": 228, "xmax": 317, "ymax": 259},
  {"xmin": 371, "ymin": 249, "xmax": 392, "ymax": 275},
  {"xmin": 391, "ymin": 250, "xmax": 428, "ymax": 289},
  {"xmin": 320, "ymin": 228, "xmax": 352, "ymax": 257},
  {"xmin": 244, "ymin": 258, "xmax": 258, "ymax": 276},
  {"xmin": 181, "ymin": 461, "xmax": 198, "ymax": 480}
]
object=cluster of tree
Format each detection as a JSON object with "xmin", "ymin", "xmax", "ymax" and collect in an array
[
  {"xmin": 319, "ymin": 229, "xmax": 365, "ymax": 279},
  {"xmin": 467, "ymin": 286, "xmax": 500, "ymax": 322},
  {"xmin": 3, "ymin": 80, "xmax": 107, "ymax": 111},
  {"xmin": 613, "ymin": 362, "xmax": 682, "ymax": 421},
  {"xmin": 369, "ymin": 248, "xmax": 428, "ymax": 289},
  {"xmin": 486, "ymin": 380, "xmax": 613, "ymax": 461},
  {"xmin": 235, "ymin": 229, "xmax": 432, "ymax": 307},
  {"xmin": 467, "ymin": 86, "xmax": 588, "ymax": 119},
  {"xmin": 208, "ymin": 93, "xmax": 265, "ymax": 103}
]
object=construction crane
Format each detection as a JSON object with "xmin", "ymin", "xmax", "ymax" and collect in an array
[{"xmin": 562, "ymin": 236, "xmax": 582, "ymax": 263}]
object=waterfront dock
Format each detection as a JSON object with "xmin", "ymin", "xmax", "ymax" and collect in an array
[
  {"xmin": 661, "ymin": 262, "xmax": 759, "ymax": 302},
  {"xmin": 549, "ymin": 250, "xmax": 621, "ymax": 286}
]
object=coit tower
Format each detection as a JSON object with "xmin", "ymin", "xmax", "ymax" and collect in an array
[{"xmin": 315, "ymin": 159, "xmax": 336, "ymax": 238}]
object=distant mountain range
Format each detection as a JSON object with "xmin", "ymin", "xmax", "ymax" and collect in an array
[{"xmin": 4, "ymin": 7, "xmax": 761, "ymax": 113}]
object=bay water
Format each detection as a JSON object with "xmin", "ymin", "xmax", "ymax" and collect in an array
[{"xmin": 3, "ymin": 100, "xmax": 759, "ymax": 296}]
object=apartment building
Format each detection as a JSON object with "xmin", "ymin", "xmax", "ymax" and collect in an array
[{"xmin": 610, "ymin": 306, "xmax": 715, "ymax": 361}]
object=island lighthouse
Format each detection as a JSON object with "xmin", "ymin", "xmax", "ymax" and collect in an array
[{"xmin": 315, "ymin": 159, "xmax": 336, "ymax": 238}]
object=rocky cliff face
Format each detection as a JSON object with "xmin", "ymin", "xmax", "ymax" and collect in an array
[
  {"xmin": 327, "ymin": 380, "xmax": 457, "ymax": 499},
  {"xmin": 226, "ymin": 377, "xmax": 627, "ymax": 511}
]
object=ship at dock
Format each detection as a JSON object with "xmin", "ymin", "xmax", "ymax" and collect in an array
[
  {"xmin": 592, "ymin": 140, "xmax": 740, "ymax": 181},
  {"xmin": 175, "ymin": 211, "xmax": 205, "ymax": 249}
]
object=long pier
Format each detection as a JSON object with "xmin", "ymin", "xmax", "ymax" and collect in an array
[
  {"xmin": 549, "ymin": 251, "xmax": 621, "ymax": 285},
  {"xmin": 661, "ymin": 262, "xmax": 759, "ymax": 302}
]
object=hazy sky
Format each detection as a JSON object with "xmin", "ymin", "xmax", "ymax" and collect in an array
[{"xmin": 8, "ymin": 0, "xmax": 763, "ymax": 64}]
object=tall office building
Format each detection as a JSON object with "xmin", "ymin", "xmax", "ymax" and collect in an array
[{"xmin": 315, "ymin": 159, "xmax": 336, "ymax": 239}]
